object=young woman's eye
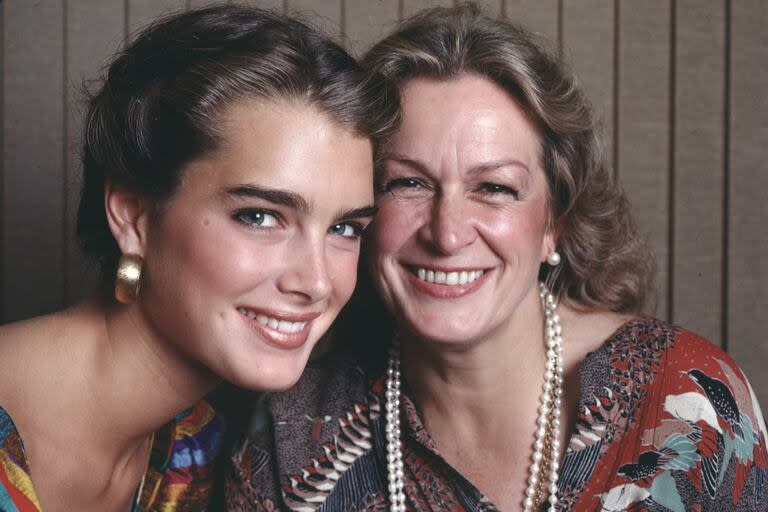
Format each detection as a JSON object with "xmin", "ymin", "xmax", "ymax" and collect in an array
[
  {"xmin": 478, "ymin": 182, "xmax": 518, "ymax": 198},
  {"xmin": 233, "ymin": 209, "xmax": 280, "ymax": 229},
  {"xmin": 328, "ymin": 222, "xmax": 363, "ymax": 239}
]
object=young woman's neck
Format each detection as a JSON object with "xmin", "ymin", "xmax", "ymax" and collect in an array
[{"xmin": 92, "ymin": 299, "xmax": 220, "ymax": 445}]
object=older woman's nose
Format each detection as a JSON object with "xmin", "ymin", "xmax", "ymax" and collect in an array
[
  {"xmin": 276, "ymin": 237, "xmax": 332, "ymax": 303},
  {"xmin": 418, "ymin": 195, "xmax": 477, "ymax": 255}
]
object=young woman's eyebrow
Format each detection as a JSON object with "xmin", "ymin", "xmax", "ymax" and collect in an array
[
  {"xmin": 226, "ymin": 184, "xmax": 310, "ymax": 214},
  {"xmin": 334, "ymin": 205, "xmax": 378, "ymax": 223}
]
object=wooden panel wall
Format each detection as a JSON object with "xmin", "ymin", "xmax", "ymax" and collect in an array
[{"xmin": 1, "ymin": 1, "xmax": 766, "ymax": 402}]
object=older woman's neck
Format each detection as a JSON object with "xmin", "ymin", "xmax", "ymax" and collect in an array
[{"xmin": 399, "ymin": 290, "xmax": 549, "ymax": 432}]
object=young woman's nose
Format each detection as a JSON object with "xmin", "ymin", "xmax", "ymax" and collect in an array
[{"xmin": 276, "ymin": 236, "xmax": 332, "ymax": 302}]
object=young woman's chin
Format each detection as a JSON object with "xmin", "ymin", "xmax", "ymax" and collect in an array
[{"xmin": 221, "ymin": 359, "xmax": 300, "ymax": 392}]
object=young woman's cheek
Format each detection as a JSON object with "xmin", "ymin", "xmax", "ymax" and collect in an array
[{"xmin": 327, "ymin": 246, "xmax": 364, "ymax": 304}]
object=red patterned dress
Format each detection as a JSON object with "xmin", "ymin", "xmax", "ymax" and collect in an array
[{"xmin": 226, "ymin": 318, "xmax": 768, "ymax": 511}]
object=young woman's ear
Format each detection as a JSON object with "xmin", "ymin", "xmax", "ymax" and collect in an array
[{"xmin": 104, "ymin": 179, "xmax": 150, "ymax": 257}]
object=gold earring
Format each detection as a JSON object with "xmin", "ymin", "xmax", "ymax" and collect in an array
[{"xmin": 115, "ymin": 253, "xmax": 143, "ymax": 304}]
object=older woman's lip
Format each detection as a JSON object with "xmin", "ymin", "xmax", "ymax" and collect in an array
[{"xmin": 403, "ymin": 265, "xmax": 491, "ymax": 299}]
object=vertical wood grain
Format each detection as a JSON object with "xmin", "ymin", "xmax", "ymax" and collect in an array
[
  {"xmin": 128, "ymin": 0, "xmax": 186, "ymax": 35},
  {"xmin": 188, "ymin": 0, "xmax": 231, "ymax": 9},
  {"xmin": 3, "ymin": 1, "xmax": 65, "ymax": 320},
  {"xmin": 616, "ymin": 0, "xmax": 672, "ymax": 318},
  {"xmin": 344, "ymin": 0, "xmax": 399, "ymax": 56},
  {"xmin": 673, "ymin": 0, "xmax": 725, "ymax": 345},
  {"xmin": 231, "ymin": 0, "xmax": 285, "ymax": 12},
  {"xmin": 402, "ymin": 0, "xmax": 454, "ymax": 19},
  {"xmin": 505, "ymin": 0, "xmax": 559, "ymax": 50},
  {"xmin": 287, "ymin": 0, "xmax": 342, "ymax": 38},
  {"xmin": 561, "ymin": 0, "xmax": 615, "ymax": 171},
  {"xmin": 475, "ymin": 0, "xmax": 502, "ymax": 16},
  {"xmin": 728, "ymin": 0, "xmax": 768, "ymax": 403},
  {"xmin": 64, "ymin": 1, "xmax": 126, "ymax": 304}
]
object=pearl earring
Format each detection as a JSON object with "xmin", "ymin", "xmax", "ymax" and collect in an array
[{"xmin": 546, "ymin": 250, "xmax": 561, "ymax": 266}]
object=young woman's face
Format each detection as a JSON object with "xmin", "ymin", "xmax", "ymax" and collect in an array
[
  {"xmin": 140, "ymin": 99, "xmax": 374, "ymax": 390},
  {"xmin": 368, "ymin": 74, "xmax": 554, "ymax": 346}
]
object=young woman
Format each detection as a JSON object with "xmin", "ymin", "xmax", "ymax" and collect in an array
[{"xmin": 0, "ymin": 6, "xmax": 397, "ymax": 511}]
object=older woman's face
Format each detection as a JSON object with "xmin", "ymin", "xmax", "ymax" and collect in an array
[
  {"xmin": 368, "ymin": 74, "xmax": 554, "ymax": 345},
  {"xmin": 139, "ymin": 99, "xmax": 374, "ymax": 390}
]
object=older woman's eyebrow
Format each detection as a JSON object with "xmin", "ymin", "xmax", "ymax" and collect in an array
[
  {"xmin": 468, "ymin": 159, "xmax": 531, "ymax": 175},
  {"xmin": 379, "ymin": 153, "xmax": 430, "ymax": 173},
  {"xmin": 334, "ymin": 206, "xmax": 378, "ymax": 223},
  {"xmin": 226, "ymin": 184, "xmax": 310, "ymax": 214}
]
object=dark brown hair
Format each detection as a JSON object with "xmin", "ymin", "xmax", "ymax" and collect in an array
[
  {"xmin": 77, "ymin": 5, "xmax": 399, "ymax": 284},
  {"xmin": 361, "ymin": 4, "xmax": 653, "ymax": 313}
]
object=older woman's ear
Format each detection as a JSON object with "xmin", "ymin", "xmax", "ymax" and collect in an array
[{"xmin": 104, "ymin": 178, "xmax": 150, "ymax": 258}]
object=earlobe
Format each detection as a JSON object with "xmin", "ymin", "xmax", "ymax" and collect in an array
[
  {"xmin": 541, "ymin": 227, "xmax": 557, "ymax": 262},
  {"xmin": 104, "ymin": 179, "xmax": 149, "ymax": 257}
]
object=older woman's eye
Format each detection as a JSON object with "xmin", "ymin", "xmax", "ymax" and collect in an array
[
  {"xmin": 233, "ymin": 209, "xmax": 280, "ymax": 229},
  {"xmin": 378, "ymin": 177, "xmax": 429, "ymax": 196},
  {"xmin": 478, "ymin": 182, "xmax": 518, "ymax": 198},
  {"xmin": 328, "ymin": 222, "xmax": 364, "ymax": 239}
]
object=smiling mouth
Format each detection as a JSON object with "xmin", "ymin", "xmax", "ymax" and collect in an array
[
  {"xmin": 237, "ymin": 308, "xmax": 307, "ymax": 333},
  {"xmin": 412, "ymin": 267, "xmax": 486, "ymax": 286},
  {"xmin": 236, "ymin": 307, "xmax": 320, "ymax": 350}
]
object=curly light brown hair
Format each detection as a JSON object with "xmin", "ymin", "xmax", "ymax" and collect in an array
[{"xmin": 361, "ymin": 3, "xmax": 653, "ymax": 313}]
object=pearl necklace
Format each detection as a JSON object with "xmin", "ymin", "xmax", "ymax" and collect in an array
[{"xmin": 384, "ymin": 283, "xmax": 564, "ymax": 512}]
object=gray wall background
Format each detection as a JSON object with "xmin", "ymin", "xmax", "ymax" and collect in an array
[{"xmin": 1, "ymin": 0, "xmax": 766, "ymax": 403}]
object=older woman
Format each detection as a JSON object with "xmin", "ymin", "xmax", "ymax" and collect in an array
[
  {"xmin": 0, "ymin": 6, "xmax": 397, "ymax": 511},
  {"xmin": 227, "ymin": 5, "xmax": 768, "ymax": 512}
]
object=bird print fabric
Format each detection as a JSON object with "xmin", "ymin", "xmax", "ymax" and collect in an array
[
  {"xmin": 227, "ymin": 317, "xmax": 768, "ymax": 511},
  {"xmin": 559, "ymin": 321, "xmax": 768, "ymax": 511}
]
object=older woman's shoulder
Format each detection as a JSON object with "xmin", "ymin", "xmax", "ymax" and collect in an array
[
  {"xmin": 227, "ymin": 355, "xmax": 385, "ymax": 511},
  {"xmin": 561, "ymin": 316, "xmax": 768, "ymax": 510},
  {"xmin": 266, "ymin": 355, "xmax": 376, "ymax": 423},
  {"xmin": 605, "ymin": 316, "xmax": 748, "ymax": 376}
]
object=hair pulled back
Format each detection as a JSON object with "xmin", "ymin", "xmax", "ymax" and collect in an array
[{"xmin": 78, "ymin": 5, "xmax": 399, "ymax": 283}]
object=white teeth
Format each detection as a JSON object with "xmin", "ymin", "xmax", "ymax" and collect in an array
[
  {"xmin": 413, "ymin": 267, "xmax": 485, "ymax": 286},
  {"xmin": 238, "ymin": 308, "xmax": 307, "ymax": 333}
]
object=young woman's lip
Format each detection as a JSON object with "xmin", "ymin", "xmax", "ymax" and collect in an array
[
  {"xmin": 402, "ymin": 265, "xmax": 492, "ymax": 299},
  {"xmin": 236, "ymin": 307, "xmax": 322, "ymax": 322},
  {"xmin": 237, "ymin": 308, "xmax": 319, "ymax": 350}
]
